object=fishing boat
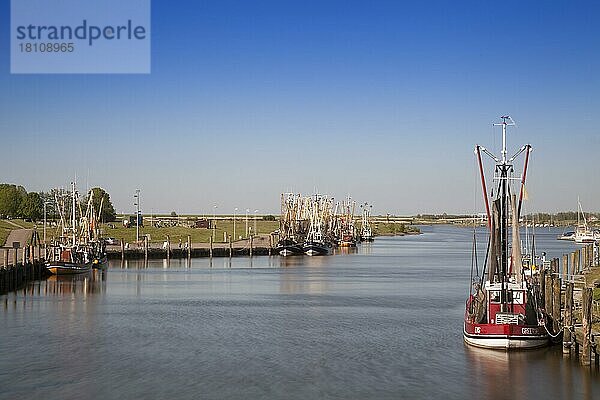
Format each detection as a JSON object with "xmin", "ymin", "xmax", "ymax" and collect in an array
[
  {"xmin": 464, "ymin": 116, "xmax": 549, "ymax": 350},
  {"xmin": 360, "ymin": 202, "xmax": 374, "ymax": 242},
  {"xmin": 303, "ymin": 195, "xmax": 330, "ymax": 256},
  {"xmin": 275, "ymin": 238, "xmax": 304, "ymax": 256},
  {"xmin": 46, "ymin": 246, "xmax": 93, "ymax": 274},
  {"xmin": 45, "ymin": 182, "xmax": 93, "ymax": 275}
]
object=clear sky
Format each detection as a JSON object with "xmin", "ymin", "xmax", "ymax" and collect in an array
[{"xmin": 1, "ymin": 1, "xmax": 599, "ymax": 215}]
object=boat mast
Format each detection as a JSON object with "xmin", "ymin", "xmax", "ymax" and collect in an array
[{"xmin": 71, "ymin": 181, "xmax": 77, "ymax": 247}]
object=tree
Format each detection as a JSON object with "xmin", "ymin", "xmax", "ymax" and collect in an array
[
  {"xmin": 19, "ymin": 192, "xmax": 43, "ymax": 221},
  {"xmin": 170, "ymin": 211, "xmax": 177, "ymax": 217},
  {"xmin": 87, "ymin": 187, "xmax": 116, "ymax": 222},
  {"xmin": 0, "ymin": 184, "xmax": 26, "ymax": 218}
]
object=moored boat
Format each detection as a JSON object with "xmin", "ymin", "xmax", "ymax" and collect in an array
[
  {"xmin": 275, "ymin": 238, "xmax": 304, "ymax": 256},
  {"xmin": 464, "ymin": 116, "xmax": 549, "ymax": 350}
]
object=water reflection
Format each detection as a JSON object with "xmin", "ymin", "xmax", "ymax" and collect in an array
[
  {"xmin": 44, "ymin": 270, "xmax": 107, "ymax": 297},
  {"xmin": 464, "ymin": 345, "xmax": 598, "ymax": 400}
]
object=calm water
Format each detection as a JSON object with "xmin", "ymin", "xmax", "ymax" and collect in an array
[{"xmin": 1, "ymin": 225, "xmax": 598, "ymax": 399}]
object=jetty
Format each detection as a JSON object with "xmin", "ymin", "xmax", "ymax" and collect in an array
[{"xmin": 537, "ymin": 243, "xmax": 600, "ymax": 368}]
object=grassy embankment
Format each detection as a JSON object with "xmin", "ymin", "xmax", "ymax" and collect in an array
[
  {"xmin": 42, "ymin": 219, "xmax": 281, "ymax": 245},
  {"xmin": 373, "ymin": 222, "xmax": 420, "ymax": 236},
  {"xmin": 41, "ymin": 220, "xmax": 418, "ymax": 244}
]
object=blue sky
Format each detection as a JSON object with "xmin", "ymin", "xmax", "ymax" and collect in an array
[{"xmin": 1, "ymin": 1, "xmax": 599, "ymax": 215}]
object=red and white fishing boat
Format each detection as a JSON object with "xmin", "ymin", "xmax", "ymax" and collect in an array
[{"xmin": 464, "ymin": 116, "xmax": 549, "ymax": 350}]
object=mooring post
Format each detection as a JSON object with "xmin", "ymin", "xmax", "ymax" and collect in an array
[
  {"xmin": 3, "ymin": 248, "xmax": 8, "ymax": 268},
  {"xmin": 120, "ymin": 239, "xmax": 125, "ymax": 260},
  {"xmin": 581, "ymin": 287, "xmax": 593, "ymax": 366},
  {"xmin": 552, "ymin": 275, "xmax": 561, "ymax": 334},
  {"xmin": 571, "ymin": 252, "xmax": 577, "ymax": 277},
  {"xmin": 187, "ymin": 235, "xmax": 191, "ymax": 259},
  {"xmin": 144, "ymin": 236, "xmax": 149, "ymax": 260},
  {"xmin": 564, "ymin": 281, "xmax": 573, "ymax": 354},
  {"xmin": 250, "ymin": 235, "xmax": 253, "ymax": 258},
  {"xmin": 228, "ymin": 235, "xmax": 232, "ymax": 258},
  {"xmin": 562, "ymin": 254, "xmax": 569, "ymax": 282},
  {"xmin": 268, "ymin": 234, "xmax": 273, "ymax": 256},
  {"xmin": 540, "ymin": 269, "xmax": 546, "ymax": 306},
  {"xmin": 209, "ymin": 236, "xmax": 213, "ymax": 258},
  {"xmin": 576, "ymin": 249, "xmax": 581, "ymax": 274},
  {"xmin": 166, "ymin": 235, "xmax": 171, "ymax": 261},
  {"xmin": 545, "ymin": 272, "xmax": 553, "ymax": 316}
]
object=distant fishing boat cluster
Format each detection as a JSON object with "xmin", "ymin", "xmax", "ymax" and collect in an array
[
  {"xmin": 275, "ymin": 193, "xmax": 374, "ymax": 256},
  {"xmin": 45, "ymin": 182, "xmax": 107, "ymax": 275}
]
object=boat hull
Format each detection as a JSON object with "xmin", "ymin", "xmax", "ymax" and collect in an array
[
  {"xmin": 275, "ymin": 241, "xmax": 304, "ymax": 257},
  {"xmin": 463, "ymin": 321, "xmax": 549, "ymax": 350},
  {"xmin": 46, "ymin": 261, "xmax": 92, "ymax": 275},
  {"xmin": 303, "ymin": 242, "xmax": 329, "ymax": 256}
]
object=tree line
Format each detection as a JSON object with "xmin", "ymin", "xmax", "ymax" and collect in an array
[{"xmin": 0, "ymin": 183, "xmax": 116, "ymax": 222}]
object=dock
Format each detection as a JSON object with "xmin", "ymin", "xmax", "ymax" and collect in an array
[{"xmin": 539, "ymin": 243, "xmax": 600, "ymax": 368}]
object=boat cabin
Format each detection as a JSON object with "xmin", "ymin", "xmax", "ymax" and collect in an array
[{"xmin": 484, "ymin": 281, "xmax": 527, "ymax": 325}]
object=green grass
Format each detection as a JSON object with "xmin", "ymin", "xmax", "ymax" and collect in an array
[
  {"xmin": 49, "ymin": 219, "xmax": 282, "ymax": 245},
  {"xmin": 373, "ymin": 222, "xmax": 420, "ymax": 236}
]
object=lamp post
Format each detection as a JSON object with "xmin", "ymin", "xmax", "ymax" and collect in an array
[
  {"xmin": 213, "ymin": 205, "xmax": 217, "ymax": 241},
  {"xmin": 234, "ymin": 207, "xmax": 238, "ymax": 240},
  {"xmin": 134, "ymin": 189, "xmax": 140, "ymax": 243},
  {"xmin": 254, "ymin": 209, "xmax": 258, "ymax": 237},
  {"xmin": 245, "ymin": 208, "xmax": 249, "ymax": 238}
]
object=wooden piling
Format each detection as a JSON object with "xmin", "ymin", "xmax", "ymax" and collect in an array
[
  {"xmin": 269, "ymin": 235, "xmax": 273, "ymax": 256},
  {"xmin": 571, "ymin": 252, "xmax": 577, "ymax": 277},
  {"xmin": 3, "ymin": 248, "xmax": 8, "ymax": 268},
  {"xmin": 120, "ymin": 239, "xmax": 125, "ymax": 260},
  {"xmin": 552, "ymin": 274, "xmax": 561, "ymax": 334},
  {"xmin": 562, "ymin": 254, "xmax": 569, "ymax": 281},
  {"xmin": 544, "ymin": 273, "xmax": 553, "ymax": 321},
  {"xmin": 228, "ymin": 235, "xmax": 232, "ymax": 258},
  {"xmin": 540, "ymin": 269, "xmax": 546, "ymax": 306},
  {"xmin": 209, "ymin": 236, "xmax": 213, "ymax": 258},
  {"xmin": 564, "ymin": 281, "xmax": 573, "ymax": 354},
  {"xmin": 250, "ymin": 235, "xmax": 253, "ymax": 258},
  {"xmin": 581, "ymin": 287, "xmax": 593, "ymax": 366}
]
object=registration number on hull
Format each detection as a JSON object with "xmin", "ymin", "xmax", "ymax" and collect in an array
[{"xmin": 521, "ymin": 328, "xmax": 538, "ymax": 335}]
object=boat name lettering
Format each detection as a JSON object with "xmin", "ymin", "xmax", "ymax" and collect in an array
[
  {"xmin": 521, "ymin": 328, "xmax": 537, "ymax": 335},
  {"xmin": 474, "ymin": 327, "xmax": 481, "ymax": 334}
]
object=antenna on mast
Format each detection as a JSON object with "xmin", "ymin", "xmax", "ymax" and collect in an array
[{"xmin": 493, "ymin": 116, "xmax": 515, "ymax": 164}]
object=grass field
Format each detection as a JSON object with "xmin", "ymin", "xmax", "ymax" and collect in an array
[{"xmin": 59, "ymin": 219, "xmax": 282, "ymax": 245}]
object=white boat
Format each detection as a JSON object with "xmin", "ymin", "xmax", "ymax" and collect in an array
[{"xmin": 574, "ymin": 199, "xmax": 599, "ymax": 243}]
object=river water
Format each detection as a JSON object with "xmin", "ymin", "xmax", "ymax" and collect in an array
[{"xmin": 1, "ymin": 225, "xmax": 598, "ymax": 399}]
